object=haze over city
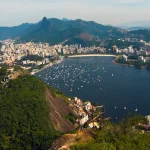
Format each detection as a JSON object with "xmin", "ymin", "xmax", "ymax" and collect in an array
[{"xmin": 0, "ymin": 0, "xmax": 150, "ymax": 26}]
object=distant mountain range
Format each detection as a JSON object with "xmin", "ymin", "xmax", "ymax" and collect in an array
[
  {"xmin": 0, "ymin": 17, "xmax": 150, "ymax": 46},
  {"xmin": 0, "ymin": 17, "xmax": 126, "ymax": 46},
  {"xmin": 127, "ymin": 27, "xmax": 150, "ymax": 31},
  {"xmin": 119, "ymin": 20, "xmax": 150, "ymax": 28}
]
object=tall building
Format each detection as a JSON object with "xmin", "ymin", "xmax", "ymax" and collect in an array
[
  {"xmin": 128, "ymin": 46, "xmax": 134, "ymax": 54},
  {"xmin": 112, "ymin": 45, "xmax": 117, "ymax": 53},
  {"xmin": 122, "ymin": 55, "xmax": 128, "ymax": 61},
  {"xmin": 79, "ymin": 44, "xmax": 82, "ymax": 49},
  {"xmin": 134, "ymin": 49, "xmax": 138, "ymax": 56}
]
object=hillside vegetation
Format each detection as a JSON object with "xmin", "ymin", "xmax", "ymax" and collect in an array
[
  {"xmin": 0, "ymin": 74, "xmax": 76, "ymax": 149},
  {"xmin": 70, "ymin": 116, "xmax": 150, "ymax": 150}
]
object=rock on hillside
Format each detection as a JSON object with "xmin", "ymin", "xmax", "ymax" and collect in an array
[{"xmin": 45, "ymin": 88, "xmax": 77, "ymax": 132}]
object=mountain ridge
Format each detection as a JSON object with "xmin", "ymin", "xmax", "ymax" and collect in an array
[
  {"xmin": 0, "ymin": 17, "xmax": 125, "ymax": 46},
  {"xmin": 0, "ymin": 17, "xmax": 150, "ymax": 45}
]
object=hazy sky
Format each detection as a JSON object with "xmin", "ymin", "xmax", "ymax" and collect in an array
[{"xmin": 0, "ymin": 0, "xmax": 150, "ymax": 26}]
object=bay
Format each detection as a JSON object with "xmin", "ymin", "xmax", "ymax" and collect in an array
[{"xmin": 35, "ymin": 56, "xmax": 150, "ymax": 121}]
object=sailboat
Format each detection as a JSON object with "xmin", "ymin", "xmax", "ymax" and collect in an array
[{"xmin": 135, "ymin": 107, "xmax": 138, "ymax": 112}]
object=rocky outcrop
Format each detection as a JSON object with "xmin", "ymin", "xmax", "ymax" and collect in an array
[{"xmin": 45, "ymin": 88, "xmax": 76, "ymax": 132}]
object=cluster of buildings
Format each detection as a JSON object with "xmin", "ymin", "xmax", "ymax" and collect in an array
[
  {"xmin": 137, "ymin": 56, "xmax": 150, "ymax": 63},
  {"xmin": 112, "ymin": 45, "xmax": 150, "ymax": 56},
  {"xmin": 113, "ymin": 44, "xmax": 150, "ymax": 63},
  {"xmin": 51, "ymin": 44, "xmax": 106, "ymax": 55},
  {"xmin": 69, "ymin": 97, "xmax": 104, "ymax": 128},
  {"xmin": 122, "ymin": 55, "xmax": 150, "ymax": 63},
  {"xmin": 1, "ymin": 39, "xmax": 150, "ymax": 68},
  {"xmin": 0, "ymin": 40, "xmax": 106, "ymax": 65},
  {"xmin": 0, "ymin": 40, "xmax": 58, "ymax": 64}
]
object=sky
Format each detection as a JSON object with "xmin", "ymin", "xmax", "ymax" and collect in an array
[{"xmin": 0, "ymin": 0, "xmax": 150, "ymax": 26}]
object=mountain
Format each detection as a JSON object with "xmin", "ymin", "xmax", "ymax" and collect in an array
[
  {"xmin": 19, "ymin": 17, "xmax": 127, "ymax": 46},
  {"xmin": 119, "ymin": 20, "xmax": 150, "ymax": 28},
  {"xmin": 0, "ymin": 17, "xmax": 126, "ymax": 46},
  {"xmin": 62, "ymin": 18, "xmax": 70, "ymax": 22},
  {"xmin": 0, "ymin": 23, "xmax": 31, "ymax": 40},
  {"xmin": 1, "ymin": 17, "xmax": 150, "ymax": 46},
  {"xmin": 0, "ymin": 42, "xmax": 2, "ymax": 49},
  {"xmin": 129, "ymin": 29, "xmax": 150, "ymax": 42},
  {"xmin": 0, "ymin": 70, "xmax": 77, "ymax": 149},
  {"xmin": 128, "ymin": 27, "xmax": 150, "ymax": 31}
]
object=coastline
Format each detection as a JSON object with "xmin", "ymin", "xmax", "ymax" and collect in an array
[
  {"xmin": 68, "ymin": 54, "xmax": 116, "ymax": 57},
  {"xmin": 112, "ymin": 59, "xmax": 148, "ymax": 69},
  {"xmin": 33, "ymin": 54, "xmax": 115, "ymax": 75},
  {"xmin": 112, "ymin": 60, "xmax": 134, "ymax": 67},
  {"xmin": 31, "ymin": 58, "xmax": 64, "ymax": 75},
  {"xmin": 33, "ymin": 55, "xmax": 149, "ymax": 75}
]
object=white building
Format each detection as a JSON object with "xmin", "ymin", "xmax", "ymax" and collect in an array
[
  {"xmin": 79, "ymin": 114, "xmax": 88, "ymax": 125},
  {"xmin": 138, "ymin": 56, "xmax": 144, "ymax": 62},
  {"xmin": 84, "ymin": 102, "xmax": 92, "ymax": 111},
  {"xmin": 128, "ymin": 46, "xmax": 134, "ymax": 54},
  {"xmin": 89, "ymin": 122, "xmax": 100, "ymax": 129},
  {"xmin": 146, "ymin": 115, "xmax": 150, "ymax": 125},
  {"xmin": 122, "ymin": 55, "xmax": 128, "ymax": 61}
]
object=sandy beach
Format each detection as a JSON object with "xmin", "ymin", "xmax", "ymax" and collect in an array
[{"xmin": 68, "ymin": 54, "xmax": 116, "ymax": 57}]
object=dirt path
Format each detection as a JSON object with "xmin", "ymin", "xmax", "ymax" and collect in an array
[{"xmin": 50, "ymin": 129, "xmax": 95, "ymax": 150}]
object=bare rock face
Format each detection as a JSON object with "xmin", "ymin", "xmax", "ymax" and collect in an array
[{"xmin": 45, "ymin": 88, "xmax": 76, "ymax": 132}]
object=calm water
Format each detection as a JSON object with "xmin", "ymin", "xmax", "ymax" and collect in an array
[{"xmin": 35, "ymin": 57, "xmax": 150, "ymax": 121}]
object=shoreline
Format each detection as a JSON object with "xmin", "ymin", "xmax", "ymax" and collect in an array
[
  {"xmin": 33, "ymin": 55, "xmax": 149, "ymax": 75},
  {"xmin": 68, "ymin": 54, "xmax": 116, "ymax": 57},
  {"xmin": 31, "ymin": 58, "xmax": 64, "ymax": 75},
  {"xmin": 112, "ymin": 60, "xmax": 134, "ymax": 67},
  {"xmin": 33, "ymin": 54, "xmax": 116, "ymax": 74},
  {"xmin": 112, "ymin": 59, "xmax": 148, "ymax": 69}
]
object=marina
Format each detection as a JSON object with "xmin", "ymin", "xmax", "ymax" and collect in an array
[{"xmin": 35, "ymin": 56, "xmax": 150, "ymax": 121}]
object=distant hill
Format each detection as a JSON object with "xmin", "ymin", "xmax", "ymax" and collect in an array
[
  {"xmin": 62, "ymin": 18, "xmax": 70, "ymax": 22},
  {"xmin": 128, "ymin": 27, "xmax": 150, "ymax": 31},
  {"xmin": 0, "ymin": 17, "xmax": 126, "ymax": 46},
  {"xmin": 0, "ymin": 42, "xmax": 2, "ymax": 49},
  {"xmin": 129, "ymin": 29, "xmax": 150, "ymax": 42},
  {"xmin": 1, "ymin": 17, "xmax": 150, "ymax": 45},
  {"xmin": 0, "ymin": 23, "xmax": 31, "ymax": 40},
  {"xmin": 119, "ymin": 20, "xmax": 150, "ymax": 28},
  {"xmin": 19, "ymin": 17, "xmax": 126, "ymax": 46}
]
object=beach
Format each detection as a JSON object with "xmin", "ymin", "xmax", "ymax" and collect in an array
[{"xmin": 68, "ymin": 54, "xmax": 116, "ymax": 57}]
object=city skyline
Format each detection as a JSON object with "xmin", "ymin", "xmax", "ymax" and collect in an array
[{"xmin": 0, "ymin": 0, "xmax": 150, "ymax": 27}]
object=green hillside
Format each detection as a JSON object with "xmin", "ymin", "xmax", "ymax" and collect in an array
[
  {"xmin": 0, "ymin": 75, "xmax": 60, "ymax": 149},
  {"xmin": 71, "ymin": 116, "xmax": 150, "ymax": 150},
  {"xmin": 0, "ymin": 23, "xmax": 31, "ymax": 40},
  {"xmin": 19, "ymin": 17, "xmax": 125, "ymax": 46},
  {"xmin": 130, "ymin": 29, "xmax": 150, "ymax": 42}
]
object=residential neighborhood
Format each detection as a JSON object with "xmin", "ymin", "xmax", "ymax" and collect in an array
[{"xmin": 68, "ymin": 97, "xmax": 105, "ymax": 128}]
